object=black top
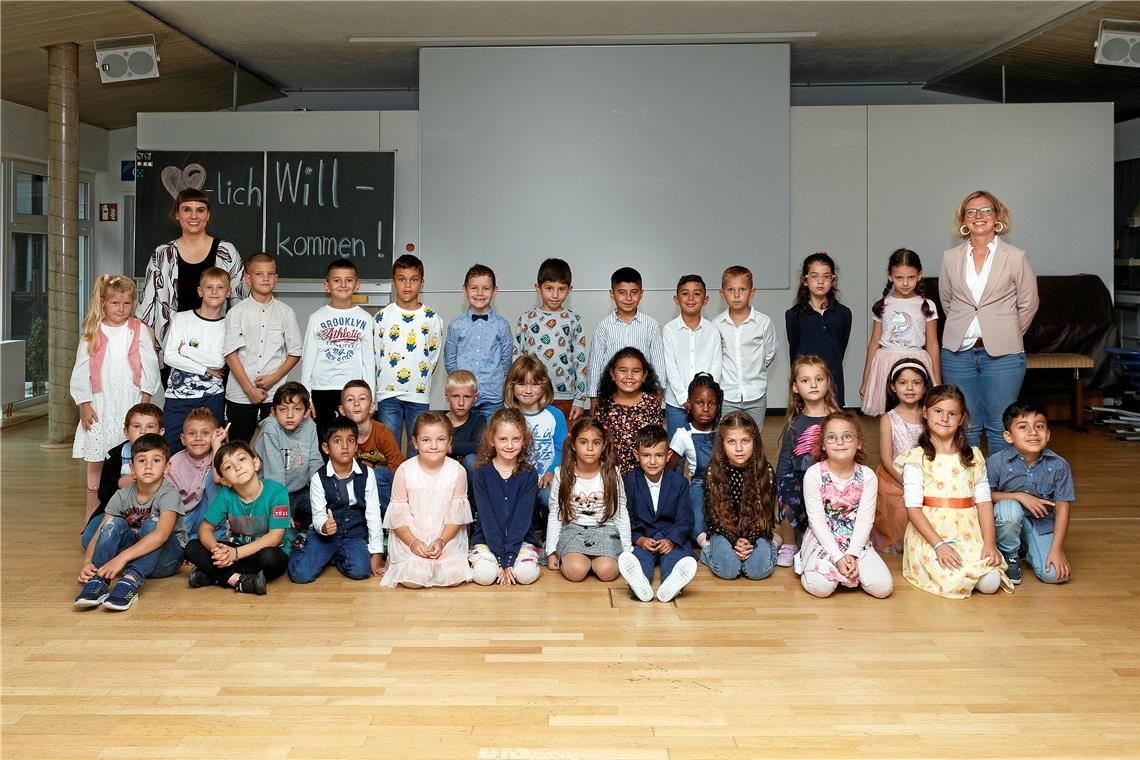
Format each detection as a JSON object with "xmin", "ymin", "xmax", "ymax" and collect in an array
[
  {"xmin": 785, "ymin": 302, "xmax": 852, "ymax": 406},
  {"xmin": 175, "ymin": 241, "xmax": 218, "ymax": 314}
]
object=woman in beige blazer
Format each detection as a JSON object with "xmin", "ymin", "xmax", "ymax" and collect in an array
[{"xmin": 939, "ymin": 190, "xmax": 1039, "ymax": 454}]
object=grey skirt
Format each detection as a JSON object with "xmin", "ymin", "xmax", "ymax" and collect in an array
[{"xmin": 556, "ymin": 522, "xmax": 622, "ymax": 559}]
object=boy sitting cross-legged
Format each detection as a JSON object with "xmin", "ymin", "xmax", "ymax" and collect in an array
[
  {"xmin": 183, "ymin": 441, "xmax": 291, "ymax": 595},
  {"xmin": 287, "ymin": 416, "xmax": 386, "ymax": 583},
  {"xmin": 75, "ymin": 433, "xmax": 187, "ymax": 612}
]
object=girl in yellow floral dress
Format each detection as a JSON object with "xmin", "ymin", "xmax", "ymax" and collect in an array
[{"xmin": 897, "ymin": 385, "xmax": 1010, "ymax": 598}]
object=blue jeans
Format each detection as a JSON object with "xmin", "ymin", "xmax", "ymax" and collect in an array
[
  {"xmin": 377, "ymin": 398, "xmax": 428, "ymax": 456},
  {"xmin": 993, "ymin": 498, "xmax": 1067, "ymax": 584},
  {"xmin": 287, "ymin": 528, "xmax": 373, "ymax": 583},
  {"xmin": 472, "ymin": 400, "xmax": 503, "ymax": 422},
  {"xmin": 700, "ymin": 533, "xmax": 775, "ymax": 580},
  {"xmin": 182, "ymin": 471, "xmax": 221, "ymax": 539},
  {"xmin": 664, "ymin": 404, "xmax": 688, "ymax": 447},
  {"xmin": 689, "ymin": 478, "xmax": 706, "ymax": 540},
  {"xmin": 90, "ymin": 515, "xmax": 184, "ymax": 587},
  {"xmin": 632, "ymin": 544, "xmax": 689, "ymax": 581},
  {"xmin": 81, "ymin": 513, "xmax": 101, "ymax": 550},
  {"xmin": 941, "ymin": 347, "xmax": 1026, "ymax": 454}
]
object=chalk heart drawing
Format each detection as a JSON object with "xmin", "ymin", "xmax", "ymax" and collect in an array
[{"xmin": 161, "ymin": 163, "xmax": 207, "ymax": 199}]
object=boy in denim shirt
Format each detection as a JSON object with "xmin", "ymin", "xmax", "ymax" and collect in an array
[{"xmin": 986, "ymin": 401, "xmax": 1074, "ymax": 585}]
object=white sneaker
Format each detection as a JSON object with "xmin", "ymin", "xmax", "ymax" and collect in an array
[
  {"xmin": 776, "ymin": 543, "xmax": 797, "ymax": 568},
  {"xmin": 656, "ymin": 556, "xmax": 698, "ymax": 603},
  {"xmin": 618, "ymin": 551, "xmax": 653, "ymax": 602}
]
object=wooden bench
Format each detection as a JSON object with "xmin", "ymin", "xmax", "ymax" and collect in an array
[{"xmin": 1025, "ymin": 353, "xmax": 1094, "ymax": 430}]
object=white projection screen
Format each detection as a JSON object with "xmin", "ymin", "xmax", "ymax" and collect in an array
[{"xmin": 419, "ymin": 44, "xmax": 790, "ymax": 291}]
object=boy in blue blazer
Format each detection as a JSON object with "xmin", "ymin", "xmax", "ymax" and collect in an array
[{"xmin": 618, "ymin": 425, "xmax": 699, "ymax": 602}]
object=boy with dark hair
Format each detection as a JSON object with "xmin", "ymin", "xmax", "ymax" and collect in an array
[
  {"xmin": 224, "ymin": 252, "xmax": 303, "ymax": 443},
  {"xmin": 662, "ymin": 274, "xmax": 721, "ymax": 441},
  {"xmin": 183, "ymin": 440, "xmax": 291, "ymax": 595},
  {"xmin": 445, "ymin": 263, "xmax": 513, "ymax": 420},
  {"xmin": 82, "ymin": 402, "xmax": 165, "ymax": 549},
  {"xmin": 287, "ymin": 416, "xmax": 385, "ymax": 583},
  {"xmin": 374, "ymin": 253, "xmax": 444, "ymax": 454},
  {"xmin": 253, "ymin": 381, "xmax": 324, "ymax": 538},
  {"xmin": 514, "ymin": 257, "xmax": 589, "ymax": 422},
  {"xmin": 986, "ymin": 401, "xmax": 1074, "ymax": 585},
  {"xmin": 586, "ymin": 267, "xmax": 667, "ymax": 411},
  {"xmin": 301, "ymin": 258, "xmax": 376, "ymax": 434},
  {"xmin": 75, "ymin": 433, "xmax": 186, "ymax": 611},
  {"xmin": 617, "ymin": 425, "xmax": 698, "ymax": 603}
]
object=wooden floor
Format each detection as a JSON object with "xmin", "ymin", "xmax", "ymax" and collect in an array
[{"xmin": 2, "ymin": 416, "xmax": 1138, "ymax": 760}]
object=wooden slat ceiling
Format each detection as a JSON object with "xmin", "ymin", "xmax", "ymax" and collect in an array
[
  {"xmin": 0, "ymin": 1, "xmax": 282, "ymax": 129},
  {"xmin": 927, "ymin": 1, "xmax": 1140, "ymax": 121}
]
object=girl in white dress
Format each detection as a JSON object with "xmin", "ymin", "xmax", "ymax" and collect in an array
[
  {"xmin": 382, "ymin": 411, "xmax": 474, "ymax": 588},
  {"xmin": 70, "ymin": 274, "xmax": 160, "ymax": 520}
]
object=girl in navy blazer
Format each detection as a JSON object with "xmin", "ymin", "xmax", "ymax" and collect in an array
[
  {"xmin": 469, "ymin": 409, "xmax": 542, "ymax": 586},
  {"xmin": 618, "ymin": 425, "xmax": 699, "ymax": 603}
]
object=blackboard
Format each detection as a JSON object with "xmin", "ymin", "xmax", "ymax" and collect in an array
[
  {"xmin": 134, "ymin": 150, "xmax": 263, "ymax": 276},
  {"xmin": 134, "ymin": 150, "xmax": 395, "ymax": 280}
]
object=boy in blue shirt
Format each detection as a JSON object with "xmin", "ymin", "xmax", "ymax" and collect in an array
[
  {"xmin": 444, "ymin": 264, "xmax": 513, "ymax": 421},
  {"xmin": 986, "ymin": 401, "xmax": 1074, "ymax": 585},
  {"xmin": 618, "ymin": 425, "xmax": 698, "ymax": 603},
  {"xmin": 287, "ymin": 416, "xmax": 385, "ymax": 583}
]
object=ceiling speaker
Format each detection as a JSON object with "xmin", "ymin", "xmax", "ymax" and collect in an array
[
  {"xmin": 94, "ymin": 34, "xmax": 160, "ymax": 83},
  {"xmin": 1094, "ymin": 19, "xmax": 1140, "ymax": 69}
]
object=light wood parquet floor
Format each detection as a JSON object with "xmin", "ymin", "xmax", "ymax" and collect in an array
[{"xmin": 2, "ymin": 416, "xmax": 1138, "ymax": 759}]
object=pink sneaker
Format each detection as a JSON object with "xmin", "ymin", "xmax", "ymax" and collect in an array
[{"xmin": 776, "ymin": 543, "xmax": 797, "ymax": 568}]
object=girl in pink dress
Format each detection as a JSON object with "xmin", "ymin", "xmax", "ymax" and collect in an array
[
  {"xmin": 381, "ymin": 411, "xmax": 473, "ymax": 588},
  {"xmin": 797, "ymin": 411, "xmax": 893, "ymax": 599},
  {"xmin": 874, "ymin": 359, "xmax": 930, "ymax": 551}
]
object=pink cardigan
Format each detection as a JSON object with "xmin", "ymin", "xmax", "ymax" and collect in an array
[{"xmin": 938, "ymin": 239, "xmax": 1039, "ymax": 357}]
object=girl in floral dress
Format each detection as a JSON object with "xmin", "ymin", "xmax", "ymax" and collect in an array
[
  {"xmin": 898, "ymin": 385, "xmax": 1010, "ymax": 598},
  {"xmin": 593, "ymin": 347, "xmax": 663, "ymax": 476},
  {"xmin": 382, "ymin": 412, "xmax": 473, "ymax": 588},
  {"xmin": 797, "ymin": 411, "xmax": 892, "ymax": 598}
]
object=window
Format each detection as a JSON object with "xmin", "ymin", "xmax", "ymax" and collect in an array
[{"xmin": 2, "ymin": 160, "xmax": 93, "ymax": 401}]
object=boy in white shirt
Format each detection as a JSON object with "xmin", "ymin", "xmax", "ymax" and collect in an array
[
  {"xmin": 301, "ymin": 258, "xmax": 377, "ymax": 435},
  {"xmin": 163, "ymin": 267, "xmax": 230, "ymax": 453},
  {"xmin": 715, "ymin": 265, "xmax": 778, "ymax": 430},
  {"xmin": 223, "ymin": 252, "xmax": 303, "ymax": 444},
  {"xmin": 662, "ymin": 274, "xmax": 721, "ymax": 442}
]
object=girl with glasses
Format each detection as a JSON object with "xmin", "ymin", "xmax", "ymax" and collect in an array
[
  {"xmin": 785, "ymin": 252, "xmax": 852, "ymax": 406},
  {"xmin": 797, "ymin": 410, "xmax": 893, "ymax": 599}
]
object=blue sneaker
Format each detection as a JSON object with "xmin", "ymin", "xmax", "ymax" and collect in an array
[
  {"xmin": 1004, "ymin": 555, "xmax": 1022, "ymax": 585},
  {"xmin": 74, "ymin": 579, "xmax": 110, "ymax": 609},
  {"xmin": 103, "ymin": 578, "xmax": 140, "ymax": 611}
]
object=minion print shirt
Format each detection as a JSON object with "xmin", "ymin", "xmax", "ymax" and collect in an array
[{"xmin": 373, "ymin": 302, "xmax": 445, "ymax": 403}]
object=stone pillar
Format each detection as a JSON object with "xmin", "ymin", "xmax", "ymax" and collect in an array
[{"xmin": 45, "ymin": 42, "xmax": 80, "ymax": 445}]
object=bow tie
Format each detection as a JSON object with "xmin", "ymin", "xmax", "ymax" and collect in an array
[{"xmin": 470, "ymin": 313, "xmax": 489, "ymax": 321}]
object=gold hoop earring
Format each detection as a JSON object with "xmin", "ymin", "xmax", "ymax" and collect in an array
[
  {"xmin": 994, "ymin": 221, "xmax": 1005, "ymax": 233},
  {"xmin": 959, "ymin": 224, "xmax": 970, "ymax": 236}
]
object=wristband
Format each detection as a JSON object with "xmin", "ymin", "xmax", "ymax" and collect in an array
[{"xmin": 933, "ymin": 540, "xmax": 954, "ymax": 551}]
